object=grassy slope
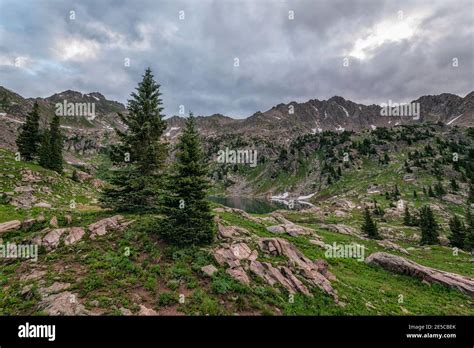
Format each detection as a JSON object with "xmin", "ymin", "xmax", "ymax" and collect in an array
[{"xmin": 0, "ymin": 145, "xmax": 473, "ymax": 316}]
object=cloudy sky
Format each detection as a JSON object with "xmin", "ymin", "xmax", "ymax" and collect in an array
[{"xmin": 0, "ymin": 0, "xmax": 473, "ymax": 118}]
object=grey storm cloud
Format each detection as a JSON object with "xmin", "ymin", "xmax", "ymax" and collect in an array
[{"xmin": 0, "ymin": 0, "xmax": 472, "ymax": 118}]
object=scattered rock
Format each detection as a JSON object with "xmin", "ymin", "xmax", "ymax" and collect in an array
[
  {"xmin": 21, "ymin": 169, "xmax": 41, "ymax": 183},
  {"xmin": 442, "ymin": 194, "xmax": 465, "ymax": 205},
  {"xmin": 64, "ymin": 214, "xmax": 73, "ymax": 225},
  {"xmin": 42, "ymin": 228, "xmax": 67, "ymax": 249},
  {"xmin": 39, "ymin": 291, "xmax": 89, "ymax": 315},
  {"xmin": 138, "ymin": 304, "xmax": 158, "ymax": 316},
  {"xmin": 88, "ymin": 215, "xmax": 125, "ymax": 239},
  {"xmin": 249, "ymin": 260, "xmax": 311, "ymax": 296},
  {"xmin": 34, "ymin": 202, "xmax": 52, "ymax": 209},
  {"xmin": 201, "ymin": 264, "xmax": 218, "ymax": 277},
  {"xmin": 38, "ymin": 282, "xmax": 71, "ymax": 297},
  {"xmin": 49, "ymin": 216, "xmax": 58, "ymax": 228},
  {"xmin": 334, "ymin": 210, "xmax": 348, "ymax": 218},
  {"xmin": 0, "ymin": 220, "xmax": 21, "ymax": 233},
  {"xmin": 266, "ymin": 223, "xmax": 314, "ymax": 237},
  {"xmin": 20, "ymin": 269, "xmax": 47, "ymax": 281},
  {"xmin": 214, "ymin": 243, "xmax": 256, "ymax": 268},
  {"xmin": 319, "ymin": 223, "xmax": 362, "ymax": 238},
  {"xmin": 10, "ymin": 192, "xmax": 36, "ymax": 208},
  {"xmin": 21, "ymin": 284, "xmax": 35, "ymax": 299},
  {"xmin": 119, "ymin": 307, "xmax": 133, "ymax": 316},
  {"xmin": 14, "ymin": 185, "xmax": 34, "ymax": 193},
  {"xmin": 226, "ymin": 267, "xmax": 250, "ymax": 285},
  {"xmin": 309, "ymin": 239, "xmax": 327, "ymax": 248},
  {"xmin": 377, "ymin": 240, "xmax": 409, "ymax": 255},
  {"xmin": 217, "ymin": 223, "xmax": 249, "ymax": 239},
  {"xmin": 365, "ymin": 252, "xmax": 474, "ymax": 297},
  {"xmin": 21, "ymin": 218, "xmax": 36, "ymax": 230},
  {"xmin": 64, "ymin": 227, "xmax": 85, "ymax": 246},
  {"xmin": 258, "ymin": 238, "xmax": 338, "ymax": 300},
  {"xmin": 365, "ymin": 301, "xmax": 376, "ymax": 310}
]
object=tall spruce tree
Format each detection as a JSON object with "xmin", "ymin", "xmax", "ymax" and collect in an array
[
  {"xmin": 403, "ymin": 205, "xmax": 412, "ymax": 226},
  {"xmin": 361, "ymin": 207, "xmax": 379, "ymax": 239},
  {"xmin": 419, "ymin": 205, "xmax": 440, "ymax": 245},
  {"xmin": 158, "ymin": 114, "xmax": 215, "ymax": 246},
  {"xmin": 48, "ymin": 114, "xmax": 63, "ymax": 173},
  {"xmin": 38, "ymin": 128, "xmax": 51, "ymax": 169},
  {"xmin": 16, "ymin": 101, "xmax": 40, "ymax": 161},
  {"xmin": 100, "ymin": 68, "xmax": 168, "ymax": 211},
  {"xmin": 448, "ymin": 215, "xmax": 466, "ymax": 249}
]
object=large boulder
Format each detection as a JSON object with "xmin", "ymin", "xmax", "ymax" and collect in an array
[
  {"xmin": 138, "ymin": 304, "xmax": 158, "ymax": 316},
  {"xmin": 319, "ymin": 223, "xmax": 362, "ymax": 238},
  {"xmin": 38, "ymin": 227, "xmax": 85, "ymax": 249},
  {"xmin": 258, "ymin": 238, "xmax": 338, "ymax": 300},
  {"xmin": 376, "ymin": 240, "xmax": 409, "ymax": 255},
  {"xmin": 214, "ymin": 243, "xmax": 257, "ymax": 269},
  {"xmin": 201, "ymin": 264, "xmax": 218, "ymax": 277},
  {"xmin": 38, "ymin": 291, "xmax": 90, "ymax": 315},
  {"xmin": 249, "ymin": 261, "xmax": 311, "ymax": 296},
  {"xmin": 64, "ymin": 227, "xmax": 85, "ymax": 245},
  {"xmin": 365, "ymin": 252, "xmax": 474, "ymax": 297},
  {"xmin": 226, "ymin": 267, "xmax": 250, "ymax": 285},
  {"xmin": 0, "ymin": 220, "xmax": 21, "ymax": 233},
  {"xmin": 42, "ymin": 228, "xmax": 67, "ymax": 249},
  {"xmin": 88, "ymin": 215, "xmax": 125, "ymax": 239},
  {"xmin": 266, "ymin": 223, "xmax": 314, "ymax": 237}
]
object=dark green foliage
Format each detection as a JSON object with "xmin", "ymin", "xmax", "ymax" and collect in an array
[
  {"xmin": 419, "ymin": 205, "xmax": 440, "ymax": 245},
  {"xmin": 48, "ymin": 114, "xmax": 63, "ymax": 173},
  {"xmin": 361, "ymin": 207, "xmax": 379, "ymax": 239},
  {"xmin": 16, "ymin": 101, "xmax": 40, "ymax": 161},
  {"xmin": 448, "ymin": 215, "xmax": 466, "ymax": 249},
  {"xmin": 38, "ymin": 114, "xmax": 63, "ymax": 173},
  {"xmin": 38, "ymin": 129, "xmax": 51, "ymax": 168},
  {"xmin": 71, "ymin": 169, "xmax": 79, "ymax": 182},
  {"xmin": 403, "ymin": 205, "xmax": 412, "ymax": 226},
  {"xmin": 101, "ymin": 166, "xmax": 161, "ymax": 211},
  {"xmin": 158, "ymin": 115, "xmax": 215, "ymax": 246},
  {"xmin": 468, "ymin": 183, "xmax": 474, "ymax": 204},
  {"xmin": 450, "ymin": 179, "xmax": 459, "ymax": 192},
  {"xmin": 101, "ymin": 68, "xmax": 168, "ymax": 211},
  {"xmin": 433, "ymin": 182, "xmax": 445, "ymax": 197},
  {"xmin": 428, "ymin": 186, "xmax": 435, "ymax": 197},
  {"xmin": 0, "ymin": 94, "xmax": 11, "ymax": 111}
]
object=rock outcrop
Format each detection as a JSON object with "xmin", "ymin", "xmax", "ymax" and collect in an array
[
  {"xmin": 365, "ymin": 252, "xmax": 474, "ymax": 297},
  {"xmin": 376, "ymin": 240, "xmax": 409, "ymax": 255},
  {"xmin": 39, "ymin": 227, "xmax": 85, "ymax": 249},
  {"xmin": 38, "ymin": 291, "xmax": 90, "ymax": 315},
  {"xmin": 266, "ymin": 223, "xmax": 314, "ymax": 237},
  {"xmin": 88, "ymin": 215, "xmax": 129, "ymax": 239},
  {"xmin": 258, "ymin": 238, "xmax": 338, "ymax": 300},
  {"xmin": 0, "ymin": 220, "xmax": 21, "ymax": 233}
]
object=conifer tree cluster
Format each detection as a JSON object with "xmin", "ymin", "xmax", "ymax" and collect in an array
[
  {"xmin": 16, "ymin": 102, "xmax": 40, "ymax": 161},
  {"xmin": 16, "ymin": 101, "xmax": 63, "ymax": 172},
  {"xmin": 101, "ymin": 68, "xmax": 215, "ymax": 246},
  {"xmin": 419, "ymin": 205, "xmax": 439, "ymax": 245},
  {"xmin": 361, "ymin": 207, "xmax": 379, "ymax": 239},
  {"xmin": 39, "ymin": 114, "xmax": 63, "ymax": 173}
]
